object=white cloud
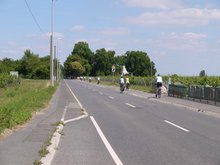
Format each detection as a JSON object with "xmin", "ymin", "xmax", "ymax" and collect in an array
[
  {"xmin": 167, "ymin": 32, "xmax": 207, "ymax": 40},
  {"xmin": 27, "ymin": 32, "xmax": 63, "ymax": 40},
  {"xmin": 75, "ymin": 38, "xmax": 88, "ymax": 43},
  {"xmin": 126, "ymin": 8, "xmax": 220, "ymax": 26},
  {"xmin": 1, "ymin": 49, "xmax": 19, "ymax": 54},
  {"xmin": 46, "ymin": 32, "xmax": 63, "ymax": 39},
  {"xmin": 123, "ymin": 0, "xmax": 183, "ymax": 9},
  {"xmin": 150, "ymin": 32, "xmax": 208, "ymax": 53},
  {"xmin": 71, "ymin": 25, "xmax": 85, "ymax": 32},
  {"xmin": 98, "ymin": 27, "xmax": 130, "ymax": 35},
  {"xmin": 7, "ymin": 41, "xmax": 18, "ymax": 46}
]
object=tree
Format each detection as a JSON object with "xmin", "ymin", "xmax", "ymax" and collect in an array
[
  {"xmin": 64, "ymin": 41, "xmax": 94, "ymax": 76},
  {"xmin": 18, "ymin": 50, "xmax": 40, "ymax": 78},
  {"xmin": 71, "ymin": 41, "xmax": 93, "ymax": 64},
  {"xmin": 199, "ymin": 70, "xmax": 206, "ymax": 77},
  {"xmin": 124, "ymin": 51, "xmax": 155, "ymax": 76},
  {"xmin": 91, "ymin": 48, "xmax": 115, "ymax": 76},
  {"xmin": 0, "ymin": 58, "xmax": 20, "ymax": 73},
  {"xmin": 114, "ymin": 55, "xmax": 126, "ymax": 75},
  {"xmin": 34, "ymin": 56, "xmax": 50, "ymax": 79},
  {"xmin": 64, "ymin": 61, "xmax": 85, "ymax": 78},
  {"xmin": 64, "ymin": 54, "xmax": 90, "ymax": 77}
]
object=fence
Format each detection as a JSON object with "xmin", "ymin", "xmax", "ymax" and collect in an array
[{"xmin": 168, "ymin": 84, "xmax": 220, "ymax": 106}]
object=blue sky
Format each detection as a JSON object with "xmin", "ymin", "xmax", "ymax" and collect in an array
[{"xmin": 1, "ymin": 0, "xmax": 220, "ymax": 76}]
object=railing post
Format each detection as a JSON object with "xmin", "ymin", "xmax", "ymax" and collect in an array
[{"xmin": 214, "ymin": 87, "xmax": 217, "ymax": 105}]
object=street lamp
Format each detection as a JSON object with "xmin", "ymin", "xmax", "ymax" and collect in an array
[
  {"xmin": 50, "ymin": 0, "xmax": 54, "ymax": 86},
  {"xmin": 56, "ymin": 37, "xmax": 62, "ymax": 81}
]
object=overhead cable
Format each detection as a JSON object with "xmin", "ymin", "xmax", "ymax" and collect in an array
[{"xmin": 24, "ymin": 0, "xmax": 45, "ymax": 34}]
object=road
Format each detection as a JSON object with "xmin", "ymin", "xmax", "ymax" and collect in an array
[{"xmin": 51, "ymin": 80, "xmax": 220, "ymax": 165}]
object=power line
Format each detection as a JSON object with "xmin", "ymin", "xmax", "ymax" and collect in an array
[{"xmin": 24, "ymin": 0, "xmax": 45, "ymax": 34}]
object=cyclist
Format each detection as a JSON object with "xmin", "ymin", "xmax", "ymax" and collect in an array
[
  {"xmin": 155, "ymin": 74, "xmax": 163, "ymax": 98},
  {"xmin": 125, "ymin": 77, "xmax": 130, "ymax": 90},
  {"xmin": 97, "ymin": 77, "xmax": 100, "ymax": 84},
  {"xmin": 119, "ymin": 76, "xmax": 125, "ymax": 92}
]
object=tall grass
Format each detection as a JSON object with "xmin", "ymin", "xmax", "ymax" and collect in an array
[{"xmin": 0, "ymin": 79, "xmax": 56, "ymax": 134}]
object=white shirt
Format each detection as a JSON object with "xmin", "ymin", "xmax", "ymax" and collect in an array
[
  {"xmin": 156, "ymin": 76, "xmax": 163, "ymax": 83},
  {"xmin": 120, "ymin": 78, "xmax": 125, "ymax": 84}
]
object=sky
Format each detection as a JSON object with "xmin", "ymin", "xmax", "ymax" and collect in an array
[{"xmin": 0, "ymin": 0, "xmax": 220, "ymax": 76}]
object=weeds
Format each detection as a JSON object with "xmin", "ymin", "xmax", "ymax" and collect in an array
[
  {"xmin": 33, "ymin": 160, "xmax": 42, "ymax": 165},
  {"xmin": 0, "ymin": 79, "xmax": 56, "ymax": 134}
]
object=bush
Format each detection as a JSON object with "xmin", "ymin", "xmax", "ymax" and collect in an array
[{"xmin": 0, "ymin": 73, "xmax": 19, "ymax": 89}]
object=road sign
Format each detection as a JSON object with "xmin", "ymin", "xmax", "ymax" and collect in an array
[{"xmin": 112, "ymin": 64, "xmax": 116, "ymax": 72}]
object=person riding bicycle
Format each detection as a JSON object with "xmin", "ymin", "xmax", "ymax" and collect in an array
[
  {"xmin": 155, "ymin": 74, "xmax": 163, "ymax": 97},
  {"xmin": 119, "ymin": 76, "xmax": 125, "ymax": 92},
  {"xmin": 125, "ymin": 77, "xmax": 130, "ymax": 90},
  {"xmin": 97, "ymin": 77, "xmax": 100, "ymax": 84}
]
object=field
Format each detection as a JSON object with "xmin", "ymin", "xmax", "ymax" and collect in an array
[
  {"xmin": 0, "ymin": 79, "xmax": 56, "ymax": 134},
  {"xmin": 99, "ymin": 75, "xmax": 220, "ymax": 87}
]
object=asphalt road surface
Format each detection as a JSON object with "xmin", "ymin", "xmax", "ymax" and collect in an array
[{"xmin": 51, "ymin": 80, "xmax": 220, "ymax": 165}]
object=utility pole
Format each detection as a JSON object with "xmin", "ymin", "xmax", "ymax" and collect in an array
[
  {"xmin": 54, "ymin": 45, "xmax": 56, "ymax": 81},
  {"xmin": 57, "ymin": 38, "xmax": 62, "ymax": 81},
  {"xmin": 50, "ymin": 0, "xmax": 54, "ymax": 86}
]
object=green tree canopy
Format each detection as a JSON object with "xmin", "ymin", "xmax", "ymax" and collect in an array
[
  {"xmin": 199, "ymin": 70, "xmax": 206, "ymax": 77},
  {"xmin": 91, "ymin": 48, "xmax": 115, "ymax": 76},
  {"xmin": 64, "ymin": 61, "xmax": 85, "ymax": 78},
  {"xmin": 17, "ymin": 50, "xmax": 40, "ymax": 78},
  {"xmin": 124, "ymin": 51, "xmax": 156, "ymax": 76},
  {"xmin": 64, "ymin": 41, "xmax": 94, "ymax": 77},
  {"xmin": 0, "ymin": 58, "xmax": 20, "ymax": 73},
  {"xmin": 34, "ymin": 56, "xmax": 50, "ymax": 79},
  {"xmin": 71, "ymin": 41, "xmax": 93, "ymax": 64}
]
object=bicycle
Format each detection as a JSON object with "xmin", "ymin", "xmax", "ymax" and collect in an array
[{"xmin": 156, "ymin": 86, "xmax": 162, "ymax": 98}]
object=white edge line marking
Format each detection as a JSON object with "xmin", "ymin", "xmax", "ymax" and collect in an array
[
  {"xmin": 90, "ymin": 116, "xmax": 123, "ymax": 165},
  {"xmin": 65, "ymin": 80, "xmax": 83, "ymax": 109},
  {"xmin": 164, "ymin": 120, "xmax": 190, "ymax": 132},
  {"xmin": 109, "ymin": 96, "xmax": 114, "ymax": 99},
  {"xmin": 125, "ymin": 103, "xmax": 136, "ymax": 108},
  {"xmin": 132, "ymin": 93, "xmax": 139, "ymax": 97}
]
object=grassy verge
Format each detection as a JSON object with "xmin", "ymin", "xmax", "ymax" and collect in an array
[
  {"xmin": 94, "ymin": 80, "xmax": 154, "ymax": 93},
  {"xmin": 0, "ymin": 79, "xmax": 56, "ymax": 134}
]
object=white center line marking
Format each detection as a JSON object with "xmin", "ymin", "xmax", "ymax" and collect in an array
[
  {"xmin": 109, "ymin": 96, "xmax": 114, "ymax": 99},
  {"xmin": 164, "ymin": 120, "xmax": 190, "ymax": 132},
  {"xmin": 125, "ymin": 103, "xmax": 136, "ymax": 108},
  {"xmin": 90, "ymin": 116, "xmax": 123, "ymax": 165}
]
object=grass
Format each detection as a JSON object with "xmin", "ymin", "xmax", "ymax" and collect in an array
[
  {"xmin": 96, "ymin": 80, "xmax": 154, "ymax": 93},
  {"xmin": 34, "ymin": 122, "xmax": 64, "ymax": 164},
  {"xmin": 33, "ymin": 160, "xmax": 42, "ymax": 165},
  {"xmin": 0, "ymin": 79, "xmax": 56, "ymax": 134}
]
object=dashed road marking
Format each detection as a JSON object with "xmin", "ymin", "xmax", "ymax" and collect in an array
[
  {"xmin": 164, "ymin": 120, "xmax": 190, "ymax": 132},
  {"xmin": 125, "ymin": 103, "xmax": 136, "ymax": 108}
]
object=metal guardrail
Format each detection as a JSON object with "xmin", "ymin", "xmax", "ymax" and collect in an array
[{"xmin": 168, "ymin": 84, "xmax": 220, "ymax": 106}]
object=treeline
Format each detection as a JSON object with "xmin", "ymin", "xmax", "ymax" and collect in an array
[
  {"xmin": 64, "ymin": 41, "xmax": 157, "ymax": 78},
  {"xmin": 1, "ymin": 41, "xmax": 156, "ymax": 81},
  {"xmin": 0, "ymin": 49, "xmax": 51, "ymax": 79}
]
